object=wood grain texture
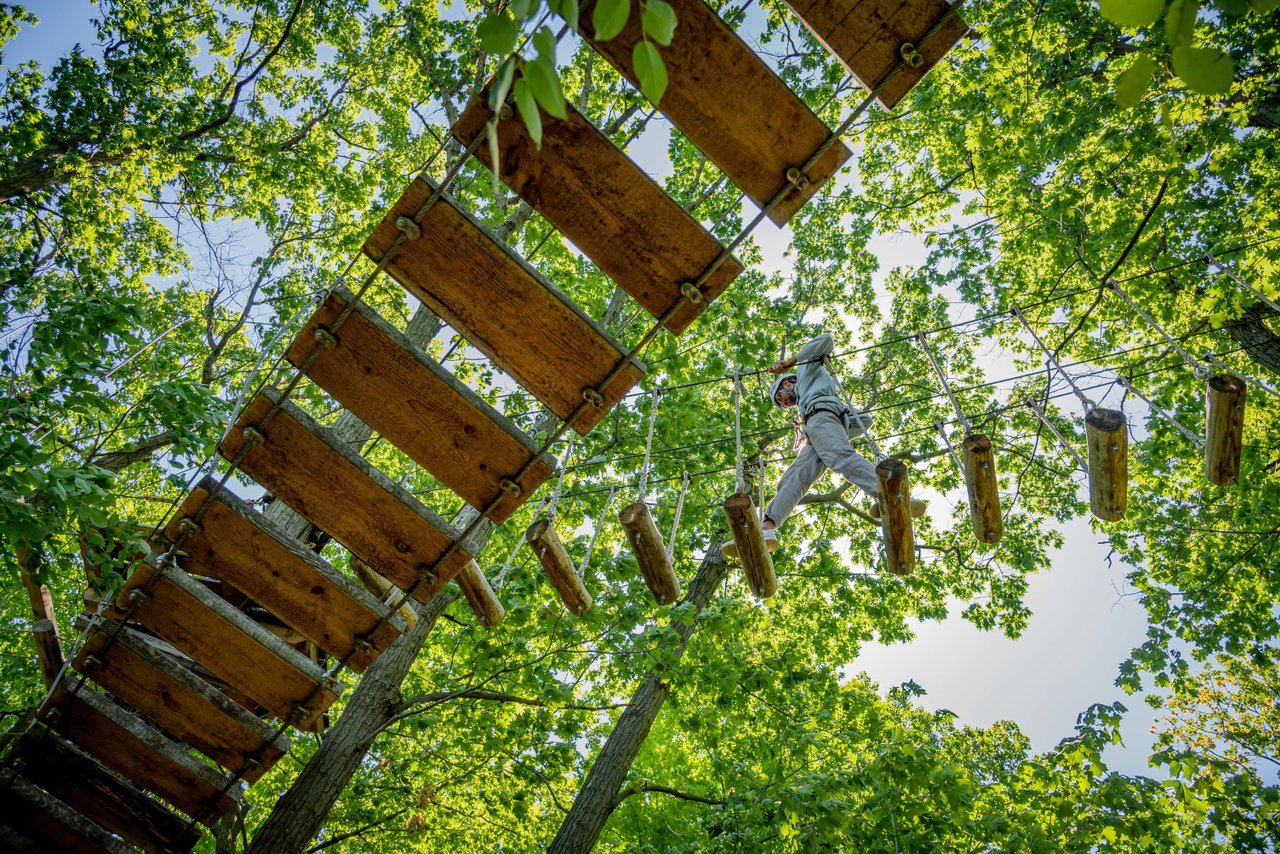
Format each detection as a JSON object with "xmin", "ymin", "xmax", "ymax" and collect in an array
[
  {"xmin": 162, "ymin": 478, "xmax": 403, "ymax": 673},
  {"xmin": 526, "ymin": 519, "xmax": 593, "ymax": 615},
  {"xmin": 723, "ymin": 492, "xmax": 776, "ymax": 598},
  {"xmin": 1085, "ymin": 408, "xmax": 1128, "ymax": 522},
  {"xmin": 223, "ymin": 392, "xmax": 476, "ymax": 600},
  {"xmin": 1205, "ymin": 375, "xmax": 1246, "ymax": 486},
  {"xmin": 619, "ymin": 501, "xmax": 681, "ymax": 605},
  {"xmin": 39, "ymin": 675, "xmax": 241, "ymax": 824},
  {"xmin": 110, "ymin": 555, "xmax": 339, "ymax": 727},
  {"xmin": 578, "ymin": 0, "xmax": 850, "ymax": 225},
  {"xmin": 875, "ymin": 459, "xmax": 915, "ymax": 576},
  {"xmin": 10, "ymin": 728, "xmax": 202, "ymax": 853},
  {"xmin": 962, "ymin": 434, "xmax": 1002, "ymax": 544},
  {"xmin": 286, "ymin": 288, "xmax": 555, "ymax": 522},
  {"xmin": 456, "ymin": 559, "xmax": 505, "ymax": 626},
  {"xmin": 363, "ymin": 181, "xmax": 645, "ymax": 433},
  {"xmin": 0, "ymin": 776, "xmax": 138, "ymax": 854},
  {"xmin": 73, "ymin": 619, "xmax": 288, "ymax": 780},
  {"xmin": 782, "ymin": 0, "xmax": 968, "ymax": 109},
  {"xmin": 452, "ymin": 96, "xmax": 742, "ymax": 335}
]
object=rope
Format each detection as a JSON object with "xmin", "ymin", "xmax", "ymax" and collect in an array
[
  {"xmin": 545, "ymin": 435, "xmax": 575, "ymax": 522},
  {"xmin": 578, "ymin": 485, "xmax": 616, "ymax": 578},
  {"xmin": 733, "ymin": 372, "xmax": 746, "ymax": 493},
  {"xmin": 1207, "ymin": 254, "xmax": 1280, "ymax": 315},
  {"xmin": 757, "ymin": 457, "xmax": 766, "ymax": 516},
  {"xmin": 917, "ymin": 331, "xmax": 974, "ymax": 435},
  {"xmin": 1105, "ymin": 283, "xmax": 1210, "ymax": 380},
  {"xmin": 935, "ymin": 420, "xmax": 964, "ymax": 477},
  {"xmin": 1115, "ymin": 375, "xmax": 1204, "ymax": 448},
  {"xmin": 1202, "ymin": 351, "xmax": 1280, "ymax": 401},
  {"xmin": 1023, "ymin": 395, "xmax": 1087, "ymax": 472},
  {"xmin": 667, "ymin": 471, "xmax": 690, "ymax": 563},
  {"xmin": 637, "ymin": 389, "xmax": 660, "ymax": 497},
  {"xmin": 1011, "ymin": 304, "xmax": 1095, "ymax": 411}
]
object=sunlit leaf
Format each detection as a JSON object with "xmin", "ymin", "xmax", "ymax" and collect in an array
[
  {"xmin": 1098, "ymin": 0, "xmax": 1165, "ymax": 27},
  {"xmin": 513, "ymin": 78, "xmax": 542, "ymax": 149},
  {"xmin": 1172, "ymin": 45, "xmax": 1235, "ymax": 94},
  {"xmin": 1116, "ymin": 52, "xmax": 1158, "ymax": 107},
  {"xmin": 592, "ymin": 0, "xmax": 630, "ymax": 41}
]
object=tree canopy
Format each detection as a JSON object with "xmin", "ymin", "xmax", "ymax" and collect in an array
[{"xmin": 1, "ymin": 0, "xmax": 1277, "ymax": 850}]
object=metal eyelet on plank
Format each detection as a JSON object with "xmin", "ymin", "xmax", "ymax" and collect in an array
[
  {"xmin": 785, "ymin": 166, "xmax": 811, "ymax": 191},
  {"xmin": 129, "ymin": 589, "xmax": 151, "ymax": 607},
  {"xmin": 178, "ymin": 517, "xmax": 202, "ymax": 538},
  {"xmin": 313, "ymin": 326, "xmax": 339, "ymax": 350},
  {"xmin": 395, "ymin": 215, "xmax": 422, "ymax": 240},
  {"xmin": 242, "ymin": 425, "xmax": 266, "ymax": 447},
  {"xmin": 899, "ymin": 42, "xmax": 924, "ymax": 68},
  {"xmin": 582, "ymin": 388, "xmax": 605, "ymax": 408},
  {"xmin": 679, "ymin": 281, "xmax": 704, "ymax": 304},
  {"xmin": 499, "ymin": 478, "xmax": 523, "ymax": 498}
]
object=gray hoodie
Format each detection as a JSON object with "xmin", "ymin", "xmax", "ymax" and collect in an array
[{"xmin": 793, "ymin": 333, "xmax": 845, "ymax": 417}]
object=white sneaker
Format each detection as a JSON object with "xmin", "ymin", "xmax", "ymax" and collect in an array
[{"xmin": 721, "ymin": 528, "xmax": 779, "ymax": 560}]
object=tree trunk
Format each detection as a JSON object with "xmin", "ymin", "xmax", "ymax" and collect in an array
[
  {"xmin": 548, "ymin": 545, "xmax": 729, "ymax": 854},
  {"xmin": 1224, "ymin": 301, "xmax": 1280, "ymax": 376}
]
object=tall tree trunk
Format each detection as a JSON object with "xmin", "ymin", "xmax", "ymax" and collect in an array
[
  {"xmin": 1224, "ymin": 301, "xmax": 1280, "ymax": 376},
  {"xmin": 548, "ymin": 545, "xmax": 729, "ymax": 854}
]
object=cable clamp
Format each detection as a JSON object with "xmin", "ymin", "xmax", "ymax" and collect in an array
[
  {"xmin": 785, "ymin": 166, "xmax": 811, "ymax": 191},
  {"xmin": 355, "ymin": 637, "xmax": 374, "ymax": 656},
  {"xmin": 417, "ymin": 564, "xmax": 440, "ymax": 586},
  {"xmin": 129, "ymin": 589, "xmax": 151, "ymax": 607},
  {"xmin": 81, "ymin": 654, "xmax": 103, "ymax": 673},
  {"xmin": 499, "ymin": 478, "xmax": 523, "ymax": 498},
  {"xmin": 583, "ymin": 388, "xmax": 605, "ymax": 408},
  {"xmin": 242, "ymin": 425, "xmax": 266, "ymax": 447},
  {"xmin": 395, "ymin": 215, "xmax": 422, "ymax": 240},
  {"xmin": 313, "ymin": 326, "xmax": 339, "ymax": 350},
  {"xmin": 498, "ymin": 103, "xmax": 514, "ymax": 121},
  {"xmin": 679, "ymin": 281, "xmax": 704, "ymax": 304},
  {"xmin": 899, "ymin": 42, "xmax": 924, "ymax": 68},
  {"xmin": 178, "ymin": 517, "xmax": 203, "ymax": 538}
]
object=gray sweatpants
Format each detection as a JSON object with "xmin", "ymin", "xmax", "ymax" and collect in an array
[{"xmin": 764, "ymin": 409, "xmax": 879, "ymax": 527}]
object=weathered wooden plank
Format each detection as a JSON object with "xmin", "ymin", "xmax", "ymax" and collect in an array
[
  {"xmin": 109, "ymin": 554, "xmax": 339, "ymax": 728},
  {"xmin": 39, "ymin": 675, "xmax": 242, "ymax": 824},
  {"xmin": 285, "ymin": 287, "xmax": 556, "ymax": 522},
  {"xmin": 160, "ymin": 477, "xmax": 404, "ymax": 673},
  {"xmin": 579, "ymin": 0, "xmax": 850, "ymax": 225},
  {"xmin": 0, "ymin": 776, "xmax": 137, "ymax": 854},
  {"xmin": 10, "ymin": 727, "xmax": 202, "ymax": 853},
  {"xmin": 72, "ymin": 618, "xmax": 288, "ymax": 781},
  {"xmin": 451, "ymin": 94, "xmax": 742, "ymax": 335},
  {"xmin": 363, "ymin": 181, "xmax": 646, "ymax": 433},
  {"xmin": 221, "ymin": 390, "xmax": 479, "ymax": 602},
  {"xmin": 782, "ymin": 0, "xmax": 968, "ymax": 109}
]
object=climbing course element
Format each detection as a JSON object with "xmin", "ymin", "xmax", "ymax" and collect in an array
[
  {"xmin": 363, "ymin": 179, "xmax": 647, "ymax": 432},
  {"xmin": 452, "ymin": 80, "xmax": 743, "ymax": 335},
  {"xmin": 620, "ymin": 503, "xmax": 681, "ymax": 605},
  {"xmin": 962, "ymin": 435, "xmax": 1002, "ymax": 544},
  {"xmin": 577, "ymin": 0, "xmax": 852, "ymax": 225},
  {"xmin": 1084, "ymin": 408, "xmax": 1128, "ymax": 521},
  {"xmin": 526, "ymin": 519, "xmax": 593, "ymax": 615},
  {"xmin": 875, "ymin": 458, "xmax": 916, "ymax": 576},
  {"xmin": 782, "ymin": 0, "xmax": 969, "ymax": 109},
  {"xmin": 221, "ymin": 390, "xmax": 478, "ymax": 603},
  {"xmin": 1205, "ymin": 374, "xmax": 1247, "ymax": 486},
  {"xmin": 286, "ymin": 288, "xmax": 557, "ymax": 522},
  {"xmin": 723, "ymin": 493, "xmax": 777, "ymax": 599},
  {"xmin": 0, "ymin": 773, "xmax": 139, "ymax": 854},
  {"xmin": 456, "ymin": 559, "xmax": 505, "ymax": 626}
]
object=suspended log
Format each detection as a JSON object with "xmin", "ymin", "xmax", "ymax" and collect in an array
[
  {"xmin": 15, "ymin": 547, "xmax": 63, "ymax": 689},
  {"xmin": 875, "ymin": 459, "xmax": 916, "ymax": 576},
  {"xmin": 526, "ymin": 520, "xmax": 592, "ymax": 616},
  {"xmin": 1084, "ymin": 407, "xmax": 1128, "ymax": 521},
  {"xmin": 350, "ymin": 554, "xmax": 417, "ymax": 631},
  {"xmin": 619, "ymin": 502, "xmax": 681, "ymax": 605},
  {"xmin": 455, "ymin": 559, "xmax": 504, "ymax": 626},
  {"xmin": 961, "ymin": 434, "xmax": 1002, "ymax": 544},
  {"xmin": 722, "ymin": 492, "xmax": 776, "ymax": 599},
  {"xmin": 1205, "ymin": 374, "xmax": 1246, "ymax": 486}
]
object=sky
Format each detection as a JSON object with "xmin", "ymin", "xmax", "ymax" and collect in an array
[{"xmin": 6, "ymin": 0, "xmax": 1166, "ymax": 776}]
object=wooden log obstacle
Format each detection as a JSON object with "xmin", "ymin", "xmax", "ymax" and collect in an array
[
  {"xmin": 1085, "ymin": 408, "xmax": 1128, "ymax": 522},
  {"xmin": 620, "ymin": 502, "xmax": 682, "ymax": 605},
  {"xmin": 962, "ymin": 434, "xmax": 1002, "ymax": 544},
  {"xmin": 1205, "ymin": 374, "xmax": 1246, "ymax": 486},
  {"xmin": 1, "ymin": 0, "xmax": 967, "ymax": 846},
  {"xmin": 875, "ymin": 459, "xmax": 916, "ymax": 576}
]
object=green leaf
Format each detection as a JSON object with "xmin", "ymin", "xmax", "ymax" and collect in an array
[
  {"xmin": 1249, "ymin": 0, "xmax": 1279, "ymax": 10},
  {"xmin": 533, "ymin": 25, "xmax": 557, "ymax": 60},
  {"xmin": 1213, "ymin": 0, "xmax": 1249, "ymax": 13},
  {"xmin": 1164, "ymin": 0, "xmax": 1199, "ymax": 48},
  {"xmin": 592, "ymin": 0, "xmax": 630, "ymax": 41},
  {"xmin": 1172, "ymin": 45, "xmax": 1235, "ymax": 94},
  {"xmin": 489, "ymin": 56, "xmax": 516, "ymax": 114},
  {"xmin": 476, "ymin": 12, "xmax": 519, "ymax": 56},
  {"xmin": 641, "ymin": 0, "xmax": 677, "ymax": 46},
  {"xmin": 524, "ymin": 53, "xmax": 568, "ymax": 119},
  {"xmin": 513, "ymin": 78, "xmax": 543, "ymax": 149},
  {"xmin": 1098, "ymin": 0, "xmax": 1165, "ymax": 27},
  {"xmin": 632, "ymin": 40, "xmax": 668, "ymax": 104},
  {"xmin": 1116, "ymin": 52, "xmax": 1157, "ymax": 107},
  {"xmin": 559, "ymin": 0, "xmax": 580, "ymax": 32},
  {"xmin": 511, "ymin": 0, "xmax": 537, "ymax": 19}
]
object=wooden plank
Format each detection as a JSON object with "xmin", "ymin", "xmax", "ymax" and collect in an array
[
  {"xmin": 285, "ymin": 288, "xmax": 556, "ymax": 523},
  {"xmin": 221, "ymin": 392, "xmax": 480, "ymax": 604},
  {"xmin": 782, "ymin": 0, "xmax": 968, "ymax": 109},
  {"xmin": 0, "ymin": 776, "xmax": 137, "ymax": 854},
  {"xmin": 72, "ymin": 618, "xmax": 288, "ymax": 781},
  {"xmin": 363, "ymin": 181, "xmax": 646, "ymax": 434},
  {"xmin": 10, "ymin": 727, "xmax": 202, "ymax": 853},
  {"xmin": 451, "ymin": 94, "xmax": 742, "ymax": 336},
  {"xmin": 160, "ymin": 477, "xmax": 404, "ymax": 673},
  {"xmin": 579, "ymin": 0, "xmax": 851, "ymax": 225},
  {"xmin": 108, "ymin": 554, "xmax": 339, "ymax": 728},
  {"xmin": 39, "ymin": 675, "xmax": 242, "ymax": 824}
]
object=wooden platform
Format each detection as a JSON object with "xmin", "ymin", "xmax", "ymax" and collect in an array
[
  {"xmin": 72, "ymin": 618, "xmax": 288, "ymax": 781},
  {"xmin": 286, "ymin": 288, "xmax": 556, "ymax": 522},
  {"xmin": 9, "ymin": 727, "xmax": 202, "ymax": 853},
  {"xmin": 363, "ymin": 181, "xmax": 646, "ymax": 433},
  {"xmin": 782, "ymin": 0, "xmax": 968, "ymax": 109},
  {"xmin": 222, "ymin": 390, "xmax": 479, "ymax": 602},
  {"xmin": 579, "ymin": 0, "xmax": 850, "ymax": 224},
  {"xmin": 452, "ymin": 94, "xmax": 742, "ymax": 335},
  {"xmin": 39, "ymin": 675, "xmax": 242, "ymax": 825},
  {"xmin": 161, "ymin": 478, "xmax": 404, "ymax": 672},
  {"xmin": 0, "ymin": 776, "xmax": 138, "ymax": 854},
  {"xmin": 108, "ymin": 555, "xmax": 340, "ymax": 727}
]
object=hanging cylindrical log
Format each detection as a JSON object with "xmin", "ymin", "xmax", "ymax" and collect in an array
[
  {"xmin": 526, "ymin": 520, "xmax": 592, "ymax": 615},
  {"xmin": 350, "ymin": 554, "xmax": 417, "ymax": 630},
  {"xmin": 17, "ymin": 547, "xmax": 63, "ymax": 690},
  {"xmin": 1205, "ymin": 374, "xmax": 1246, "ymax": 486},
  {"xmin": 619, "ymin": 501, "xmax": 681, "ymax": 605},
  {"xmin": 456, "ymin": 559, "xmax": 505, "ymax": 626},
  {"xmin": 1084, "ymin": 408, "xmax": 1128, "ymax": 521},
  {"xmin": 874, "ymin": 459, "xmax": 915, "ymax": 576},
  {"xmin": 722, "ymin": 492, "xmax": 776, "ymax": 599},
  {"xmin": 962, "ymin": 434, "xmax": 1002, "ymax": 545}
]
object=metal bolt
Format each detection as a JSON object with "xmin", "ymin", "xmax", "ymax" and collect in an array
[
  {"xmin": 242, "ymin": 425, "xmax": 266, "ymax": 447},
  {"xmin": 395, "ymin": 215, "xmax": 422, "ymax": 240},
  {"xmin": 1110, "ymin": 442, "xmax": 1121, "ymax": 452},
  {"xmin": 679, "ymin": 281, "xmax": 704, "ymax": 304},
  {"xmin": 43, "ymin": 707, "xmax": 62, "ymax": 725},
  {"xmin": 313, "ymin": 326, "xmax": 339, "ymax": 350},
  {"xmin": 985, "ymin": 530, "xmax": 997, "ymax": 542},
  {"xmin": 582, "ymin": 388, "xmax": 605, "ymax": 408},
  {"xmin": 178, "ymin": 517, "xmax": 202, "ymax": 537},
  {"xmin": 129, "ymin": 589, "xmax": 151, "ymax": 607},
  {"xmin": 899, "ymin": 42, "xmax": 924, "ymax": 68},
  {"xmin": 418, "ymin": 565, "xmax": 439, "ymax": 586},
  {"xmin": 81, "ymin": 655, "xmax": 103, "ymax": 673},
  {"xmin": 785, "ymin": 166, "xmax": 810, "ymax": 190},
  {"xmin": 499, "ymin": 478, "xmax": 523, "ymax": 498},
  {"xmin": 498, "ymin": 103, "xmax": 514, "ymax": 121},
  {"xmin": 355, "ymin": 638, "xmax": 374, "ymax": 656}
]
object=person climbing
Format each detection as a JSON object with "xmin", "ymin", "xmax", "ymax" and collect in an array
[{"xmin": 722, "ymin": 332, "xmax": 925, "ymax": 558}]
